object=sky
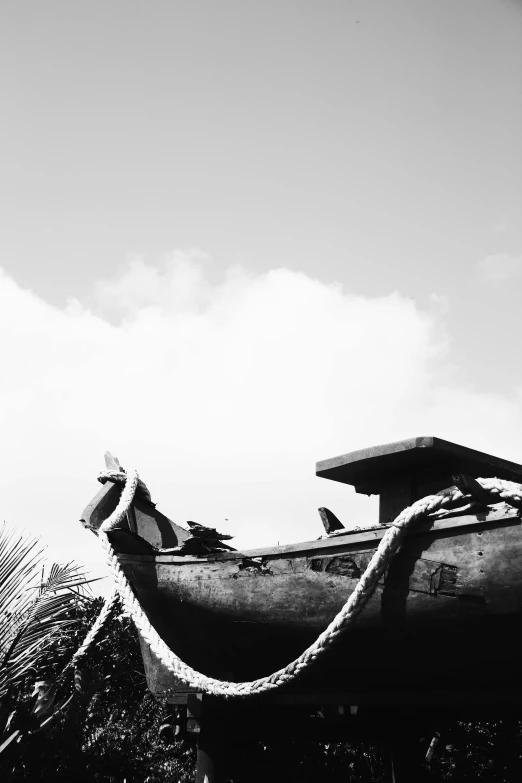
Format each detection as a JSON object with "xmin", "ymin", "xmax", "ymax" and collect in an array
[{"xmin": 0, "ymin": 0, "xmax": 521, "ymax": 591}]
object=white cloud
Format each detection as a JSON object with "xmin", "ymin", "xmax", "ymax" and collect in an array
[
  {"xmin": 92, "ymin": 249, "xmax": 212, "ymax": 316},
  {"xmin": 477, "ymin": 253, "xmax": 522, "ymax": 283},
  {"xmin": 1, "ymin": 254, "xmax": 521, "ymax": 592}
]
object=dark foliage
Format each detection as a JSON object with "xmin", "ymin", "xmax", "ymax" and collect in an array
[
  {"xmin": 222, "ymin": 724, "xmax": 522, "ymax": 782},
  {"xmin": 1, "ymin": 597, "xmax": 195, "ymax": 782},
  {"xmin": 223, "ymin": 739, "xmax": 390, "ymax": 782},
  {"xmin": 429, "ymin": 721, "xmax": 522, "ymax": 782},
  {"xmin": 3, "ymin": 595, "xmax": 522, "ymax": 782}
]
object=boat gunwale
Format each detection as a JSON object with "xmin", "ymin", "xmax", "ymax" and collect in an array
[{"xmin": 116, "ymin": 503, "xmax": 520, "ymax": 565}]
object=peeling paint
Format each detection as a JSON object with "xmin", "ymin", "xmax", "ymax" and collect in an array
[
  {"xmin": 311, "ymin": 556, "xmax": 362, "ymax": 578},
  {"xmin": 310, "ymin": 553, "xmax": 459, "ymax": 597},
  {"xmin": 233, "ymin": 557, "xmax": 273, "ymax": 577}
]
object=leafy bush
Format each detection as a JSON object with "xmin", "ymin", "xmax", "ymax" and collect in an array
[{"xmin": 2, "ymin": 595, "xmax": 195, "ymax": 782}]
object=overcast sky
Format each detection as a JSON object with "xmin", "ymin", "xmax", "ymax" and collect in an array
[{"xmin": 1, "ymin": 0, "xmax": 521, "ymax": 589}]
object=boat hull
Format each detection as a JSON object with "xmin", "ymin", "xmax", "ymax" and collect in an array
[{"xmin": 117, "ymin": 504, "xmax": 522, "ymax": 704}]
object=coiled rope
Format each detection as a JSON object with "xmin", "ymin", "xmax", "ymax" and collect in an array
[{"xmin": 84, "ymin": 468, "xmax": 522, "ymax": 699}]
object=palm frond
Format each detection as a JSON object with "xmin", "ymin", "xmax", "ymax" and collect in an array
[
  {"xmin": 0, "ymin": 524, "xmax": 44, "ymax": 662},
  {"xmin": 0, "ymin": 522, "xmax": 91, "ymax": 698}
]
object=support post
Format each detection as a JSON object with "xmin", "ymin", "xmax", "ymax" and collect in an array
[
  {"xmin": 389, "ymin": 731, "xmax": 432, "ymax": 783},
  {"xmin": 196, "ymin": 729, "xmax": 223, "ymax": 783},
  {"xmin": 190, "ymin": 694, "xmax": 225, "ymax": 783}
]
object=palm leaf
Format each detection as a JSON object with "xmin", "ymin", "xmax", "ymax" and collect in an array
[{"xmin": 0, "ymin": 522, "xmax": 90, "ymax": 698}]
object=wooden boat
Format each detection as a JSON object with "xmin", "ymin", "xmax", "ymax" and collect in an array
[{"xmin": 81, "ymin": 437, "xmax": 522, "ymax": 710}]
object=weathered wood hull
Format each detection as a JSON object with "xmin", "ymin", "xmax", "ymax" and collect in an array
[{"xmin": 116, "ymin": 503, "xmax": 522, "ymax": 705}]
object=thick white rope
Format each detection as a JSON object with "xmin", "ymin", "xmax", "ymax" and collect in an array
[
  {"xmin": 70, "ymin": 589, "xmax": 119, "ymax": 673},
  {"xmin": 89, "ymin": 469, "xmax": 522, "ymax": 699}
]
